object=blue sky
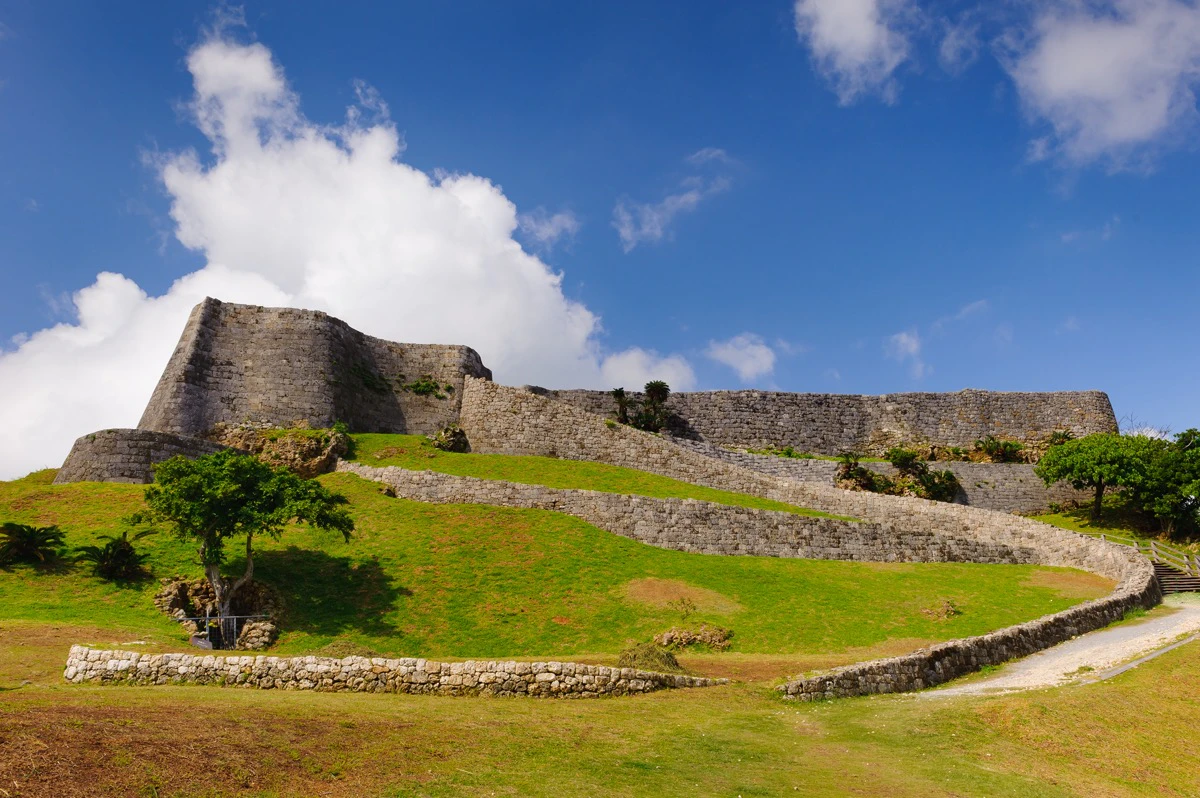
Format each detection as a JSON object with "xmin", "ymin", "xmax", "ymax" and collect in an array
[{"xmin": 1, "ymin": 1, "xmax": 1198, "ymax": 476}]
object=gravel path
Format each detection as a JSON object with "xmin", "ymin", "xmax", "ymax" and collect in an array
[{"xmin": 927, "ymin": 594, "xmax": 1200, "ymax": 698}]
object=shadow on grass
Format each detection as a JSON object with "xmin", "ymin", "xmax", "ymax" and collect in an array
[{"xmin": 245, "ymin": 546, "xmax": 408, "ymax": 638}]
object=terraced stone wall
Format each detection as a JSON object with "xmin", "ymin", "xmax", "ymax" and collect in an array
[
  {"xmin": 667, "ymin": 438, "xmax": 1089, "ymax": 514},
  {"xmin": 337, "ymin": 462, "xmax": 1039, "ymax": 564},
  {"xmin": 53, "ymin": 429, "xmax": 229, "ymax": 485},
  {"xmin": 138, "ymin": 298, "xmax": 492, "ymax": 439},
  {"xmin": 458, "ymin": 377, "xmax": 1159, "ymax": 698},
  {"xmin": 534, "ymin": 386, "xmax": 1117, "ymax": 456},
  {"xmin": 63, "ymin": 646, "xmax": 722, "ymax": 697}
]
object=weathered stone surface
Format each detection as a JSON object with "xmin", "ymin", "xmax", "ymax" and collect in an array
[
  {"xmin": 53, "ymin": 429, "xmax": 230, "ymax": 485},
  {"xmin": 456, "ymin": 378, "xmax": 1160, "ymax": 698},
  {"xmin": 63, "ymin": 646, "xmax": 725, "ymax": 697},
  {"xmin": 668, "ymin": 437, "xmax": 1090, "ymax": 514},
  {"xmin": 138, "ymin": 298, "xmax": 492, "ymax": 439},
  {"xmin": 535, "ymin": 387, "xmax": 1118, "ymax": 457}
]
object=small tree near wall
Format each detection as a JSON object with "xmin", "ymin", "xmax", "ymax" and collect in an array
[{"xmin": 139, "ymin": 450, "xmax": 354, "ymax": 645}]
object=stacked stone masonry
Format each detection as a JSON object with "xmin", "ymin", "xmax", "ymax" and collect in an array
[
  {"xmin": 337, "ymin": 461, "xmax": 1043, "ymax": 565},
  {"xmin": 139, "ymin": 298, "xmax": 492, "ymax": 439},
  {"xmin": 667, "ymin": 437, "xmax": 1090, "ymax": 514},
  {"xmin": 63, "ymin": 646, "xmax": 722, "ymax": 697},
  {"xmin": 53, "ymin": 429, "xmax": 230, "ymax": 485},
  {"xmin": 535, "ymin": 386, "xmax": 1118, "ymax": 456},
  {"xmin": 457, "ymin": 377, "xmax": 1159, "ymax": 698}
]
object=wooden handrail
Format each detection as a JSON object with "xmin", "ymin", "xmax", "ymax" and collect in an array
[{"xmin": 1081, "ymin": 530, "xmax": 1199, "ymax": 577}]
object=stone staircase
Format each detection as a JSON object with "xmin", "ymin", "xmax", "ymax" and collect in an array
[{"xmin": 1152, "ymin": 562, "xmax": 1200, "ymax": 594}]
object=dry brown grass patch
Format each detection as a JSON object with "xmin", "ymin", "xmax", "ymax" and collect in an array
[
  {"xmin": 1023, "ymin": 568, "xmax": 1115, "ymax": 599},
  {"xmin": 622, "ymin": 578, "xmax": 743, "ymax": 615}
]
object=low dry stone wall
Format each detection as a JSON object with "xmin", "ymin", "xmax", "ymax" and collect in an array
[
  {"xmin": 337, "ymin": 462, "xmax": 1040, "ymax": 564},
  {"xmin": 63, "ymin": 646, "xmax": 722, "ymax": 697},
  {"xmin": 458, "ymin": 378, "xmax": 1160, "ymax": 698},
  {"xmin": 535, "ymin": 386, "xmax": 1117, "ymax": 456},
  {"xmin": 667, "ymin": 437, "xmax": 1088, "ymax": 514},
  {"xmin": 54, "ymin": 429, "xmax": 230, "ymax": 485}
]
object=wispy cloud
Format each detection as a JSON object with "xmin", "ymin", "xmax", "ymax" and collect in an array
[
  {"xmin": 706, "ymin": 333, "xmax": 777, "ymax": 382},
  {"xmin": 518, "ymin": 207, "xmax": 581, "ymax": 250},
  {"xmin": 613, "ymin": 149, "xmax": 733, "ymax": 253},
  {"xmin": 793, "ymin": 0, "xmax": 916, "ymax": 105},
  {"xmin": 884, "ymin": 329, "xmax": 929, "ymax": 379},
  {"xmin": 939, "ymin": 13, "xmax": 982, "ymax": 74},
  {"xmin": 931, "ymin": 298, "xmax": 988, "ymax": 333}
]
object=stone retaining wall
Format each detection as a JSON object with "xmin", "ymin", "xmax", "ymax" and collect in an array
[
  {"xmin": 535, "ymin": 386, "xmax": 1117, "ymax": 456},
  {"xmin": 53, "ymin": 429, "xmax": 230, "ymax": 485},
  {"xmin": 63, "ymin": 646, "xmax": 722, "ymax": 697},
  {"xmin": 336, "ymin": 462, "xmax": 1040, "ymax": 565},
  {"xmin": 667, "ymin": 437, "xmax": 1089, "ymax": 514},
  {"xmin": 458, "ymin": 378, "xmax": 1160, "ymax": 698},
  {"xmin": 139, "ymin": 298, "xmax": 492, "ymax": 439}
]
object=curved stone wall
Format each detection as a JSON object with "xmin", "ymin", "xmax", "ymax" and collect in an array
[
  {"xmin": 535, "ymin": 386, "xmax": 1117, "ymax": 456},
  {"xmin": 336, "ymin": 462, "xmax": 1041, "ymax": 564},
  {"xmin": 667, "ymin": 437, "xmax": 1089, "ymax": 514},
  {"xmin": 458, "ymin": 378, "xmax": 1159, "ymax": 697},
  {"xmin": 139, "ymin": 298, "xmax": 492, "ymax": 438},
  {"xmin": 53, "ymin": 429, "xmax": 229, "ymax": 485},
  {"xmin": 64, "ymin": 646, "xmax": 723, "ymax": 697}
]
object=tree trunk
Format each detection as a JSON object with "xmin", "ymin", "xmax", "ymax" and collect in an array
[
  {"xmin": 1091, "ymin": 479, "xmax": 1105, "ymax": 520},
  {"xmin": 204, "ymin": 534, "xmax": 255, "ymax": 649}
]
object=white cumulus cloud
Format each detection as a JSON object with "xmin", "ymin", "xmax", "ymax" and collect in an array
[
  {"xmin": 793, "ymin": 0, "xmax": 914, "ymax": 104},
  {"xmin": 0, "ymin": 32, "xmax": 693, "ymax": 479},
  {"xmin": 705, "ymin": 333, "xmax": 777, "ymax": 383},
  {"xmin": 884, "ymin": 329, "xmax": 929, "ymax": 379},
  {"xmin": 1004, "ymin": 0, "xmax": 1200, "ymax": 167}
]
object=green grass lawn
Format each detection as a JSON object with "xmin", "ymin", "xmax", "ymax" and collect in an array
[
  {"xmin": 1034, "ymin": 499, "xmax": 1200, "ymax": 553},
  {"xmin": 0, "ymin": 470, "xmax": 1111, "ymax": 672},
  {"xmin": 1, "ymin": 619, "xmax": 1196, "ymax": 797},
  {"xmin": 349, "ymin": 433, "xmax": 844, "ymax": 517}
]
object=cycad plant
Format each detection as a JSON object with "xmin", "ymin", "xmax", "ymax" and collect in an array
[
  {"xmin": 75, "ymin": 528, "xmax": 156, "ymax": 580},
  {"xmin": 0, "ymin": 522, "xmax": 66, "ymax": 564}
]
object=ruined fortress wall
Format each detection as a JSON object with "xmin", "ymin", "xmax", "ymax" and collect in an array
[
  {"xmin": 666, "ymin": 438, "xmax": 1090, "ymax": 514},
  {"xmin": 537, "ymin": 387, "xmax": 1118, "ymax": 456},
  {"xmin": 138, "ymin": 298, "xmax": 492, "ymax": 439},
  {"xmin": 337, "ymin": 462, "xmax": 1040, "ymax": 565},
  {"xmin": 53, "ymin": 429, "xmax": 229, "ymax": 485},
  {"xmin": 64, "ymin": 646, "xmax": 723, "ymax": 697},
  {"xmin": 458, "ymin": 378, "xmax": 1158, "ymax": 697}
]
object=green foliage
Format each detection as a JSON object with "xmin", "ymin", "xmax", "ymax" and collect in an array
[
  {"xmin": 139, "ymin": 450, "xmax": 354, "ymax": 624},
  {"xmin": 331, "ymin": 420, "xmax": 350, "ymax": 436},
  {"xmin": 974, "ymin": 435, "xmax": 1026, "ymax": 463},
  {"xmin": 884, "ymin": 446, "xmax": 925, "ymax": 474},
  {"xmin": 1126, "ymin": 429, "xmax": 1200, "ymax": 539},
  {"xmin": 0, "ymin": 522, "xmax": 66, "ymax": 564},
  {"xmin": 747, "ymin": 445, "xmax": 815, "ymax": 459},
  {"xmin": 428, "ymin": 424, "xmax": 470, "ymax": 453},
  {"xmin": 1035, "ymin": 433, "xmax": 1154, "ymax": 520},
  {"xmin": 74, "ymin": 527, "xmax": 156, "ymax": 580},
  {"xmin": 837, "ymin": 449, "xmax": 961, "ymax": 503},
  {"xmin": 836, "ymin": 452, "xmax": 888, "ymax": 492},
  {"xmin": 612, "ymin": 381, "xmax": 673, "ymax": 433},
  {"xmin": 1047, "ymin": 429, "xmax": 1075, "ymax": 448},
  {"xmin": 403, "ymin": 375, "xmax": 448, "ymax": 399},
  {"xmin": 616, "ymin": 641, "xmax": 683, "ymax": 673},
  {"xmin": 349, "ymin": 362, "xmax": 392, "ymax": 394}
]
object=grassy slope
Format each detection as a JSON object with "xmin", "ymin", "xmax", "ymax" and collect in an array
[
  {"xmin": 349, "ymin": 433, "xmax": 845, "ymax": 518},
  {"xmin": 1035, "ymin": 500, "xmax": 1200, "ymax": 553},
  {"xmin": 0, "ymin": 470, "xmax": 1110, "ymax": 668},
  {"xmin": 1, "ymin": 621, "xmax": 1197, "ymax": 797}
]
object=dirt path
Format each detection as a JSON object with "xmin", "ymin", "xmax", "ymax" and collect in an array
[{"xmin": 927, "ymin": 593, "xmax": 1200, "ymax": 698}]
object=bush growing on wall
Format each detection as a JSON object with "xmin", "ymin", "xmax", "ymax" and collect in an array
[
  {"xmin": 835, "ymin": 449, "xmax": 961, "ymax": 503},
  {"xmin": 610, "ymin": 381, "xmax": 674, "ymax": 433}
]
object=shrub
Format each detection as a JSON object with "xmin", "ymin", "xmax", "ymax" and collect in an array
[
  {"xmin": 611, "ymin": 381, "xmax": 674, "ymax": 433},
  {"xmin": 748, "ymin": 446, "xmax": 815, "ymax": 459},
  {"xmin": 974, "ymin": 435, "xmax": 1025, "ymax": 463},
  {"xmin": 428, "ymin": 424, "xmax": 470, "ymax": 453},
  {"xmin": 0, "ymin": 522, "xmax": 66, "ymax": 565},
  {"xmin": 616, "ymin": 641, "xmax": 683, "ymax": 673},
  {"xmin": 404, "ymin": 376, "xmax": 447, "ymax": 399},
  {"xmin": 611, "ymin": 388, "xmax": 631, "ymax": 424},
  {"xmin": 74, "ymin": 528, "xmax": 156, "ymax": 580},
  {"xmin": 653, "ymin": 625, "xmax": 733, "ymax": 651},
  {"xmin": 1047, "ymin": 429, "xmax": 1074, "ymax": 448}
]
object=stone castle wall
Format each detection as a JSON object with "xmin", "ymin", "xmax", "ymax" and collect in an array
[
  {"xmin": 63, "ymin": 646, "xmax": 722, "ymax": 697},
  {"xmin": 535, "ymin": 387, "xmax": 1117, "ymax": 456},
  {"xmin": 337, "ymin": 462, "xmax": 1042, "ymax": 564},
  {"xmin": 457, "ymin": 377, "xmax": 1158, "ymax": 698},
  {"xmin": 53, "ymin": 429, "xmax": 230, "ymax": 485},
  {"xmin": 667, "ymin": 438, "xmax": 1089, "ymax": 514},
  {"xmin": 138, "ymin": 298, "xmax": 492, "ymax": 439}
]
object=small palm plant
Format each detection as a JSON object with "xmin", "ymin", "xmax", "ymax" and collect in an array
[
  {"xmin": 75, "ymin": 528, "xmax": 156, "ymax": 580},
  {"xmin": 0, "ymin": 522, "xmax": 66, "ymax": 564}
]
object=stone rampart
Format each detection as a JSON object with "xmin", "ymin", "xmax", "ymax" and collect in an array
[
  {"xmin": 53, "ymin": 429, "xmax": 230, "ymax": 485},
  {"xmin": 458, "ymin": 378, "xmax": 1159, "ymax": 697},
  {"xmin": 667, "ymin": 438, "xmax": 1088, "ymax": 514},
  {"xmin": 138, "ymin": 298, "xmax": 492, "ymax": 439},
  {"xmin": 337, "ymin": 462, "xmax": 1039, "ymax": 564},
  {"xmin": 63, "ymin": 646, "xmax": 722, "ymax": 697},
  {"xmin": 535, "ymin": 386, "xmax": 1117, "ymax": 456}
]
